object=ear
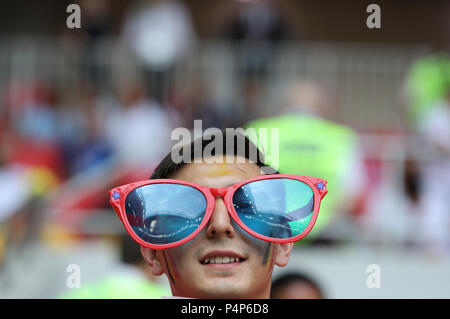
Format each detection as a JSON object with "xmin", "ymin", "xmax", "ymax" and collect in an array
[
  {"xmin": 273, "ymin": 243, "xmax": 293, "ymax": 267},
  {"xmin": 140, "ymin": 246, "xmax": 165, "ymax": 276}
]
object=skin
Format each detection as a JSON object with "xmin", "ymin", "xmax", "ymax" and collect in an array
[{"xmin": 141, "ymin": 155, "xmax": 293, "ymax": 298}]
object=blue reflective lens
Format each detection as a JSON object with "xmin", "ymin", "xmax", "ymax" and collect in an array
[
  {"xmin": 125, "ymin": 184, "xmax": 207, "ymax": 245},
  {"xmin": 233, "ymin": 178, "xmax": 314, "ymax": 239}
]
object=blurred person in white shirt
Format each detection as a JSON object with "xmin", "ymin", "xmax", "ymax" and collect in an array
[
  {"xmin": 103, "ymin": 77, "xmax": 177, "ymax": 168},
  {"xmin": 121, "ymin": 0, "xmax": 195, "ymax": 102},
  {"xmin": 418, "ymin": 88, "xmax": 450, "ymax": 255}
]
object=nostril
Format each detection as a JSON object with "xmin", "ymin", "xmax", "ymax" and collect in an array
[
  {"xmin": 206, "ymin": 216, "xmax": 235, "ymax": 239},
  {"xmin": 206, "ymin": 198, "xmax": 235, "ymax": 238}
]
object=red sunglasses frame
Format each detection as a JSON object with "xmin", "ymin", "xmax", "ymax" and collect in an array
[{"xmin": 109, "ymin": 174, "xmax": 327, "ymax": 250}]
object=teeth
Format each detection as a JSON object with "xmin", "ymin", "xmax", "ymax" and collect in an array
[{"xmin": 202, "ymin": 256, "xmax": 241, "ymax": 264}]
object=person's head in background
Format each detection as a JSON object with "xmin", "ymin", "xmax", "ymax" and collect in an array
[
  {"xmin": 271, "ymin": 272, "xmax": 325, "ymax": 299},
  {"xmin": 139, "ymin": 130, "xmax": 294, "ymax": 298},
  {"xmin": 283, "ymin": 80, "xmax": 331, "ymax": 118}
]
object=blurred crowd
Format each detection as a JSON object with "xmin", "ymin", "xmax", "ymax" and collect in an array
[{"xmin": 0, "ymin": 0, "xmax": 449, "ymax": 299}]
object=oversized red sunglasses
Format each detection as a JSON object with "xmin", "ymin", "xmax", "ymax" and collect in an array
[{"xmin": 109, "ymin": 174, "xmax": 327, "ymax": 249}]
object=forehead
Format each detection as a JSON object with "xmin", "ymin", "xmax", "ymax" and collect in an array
[{"xmin": 170, "ymin": 155, "xmax": 263, "ymax": 188}]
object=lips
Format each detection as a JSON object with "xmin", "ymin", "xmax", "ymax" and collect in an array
[{"xmin": 199, "ymin": 250, "xmax": 246, "ymax": 265}]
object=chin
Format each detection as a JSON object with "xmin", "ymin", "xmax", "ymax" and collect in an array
[{"xmin": 189, "ymin": 281, "xmax": 251, "ymax": 299}]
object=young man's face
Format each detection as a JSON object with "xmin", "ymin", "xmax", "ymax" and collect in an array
[{"xmin": 141, "ymin": 156, "xmax": 293, "ymax": 298}]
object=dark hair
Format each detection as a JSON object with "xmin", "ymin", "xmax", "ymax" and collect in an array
[
  {"xmin": 150, "ymin": 129, "xmax": 276, "ymax": 179},
  {"xmin": 271, "ymin": 272, "xmax": 324, "ymax": 299}
]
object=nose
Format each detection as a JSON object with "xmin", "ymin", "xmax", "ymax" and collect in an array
[{"xmin": 206, "ymin": 196, "xmax": 235, "ymax": 239}]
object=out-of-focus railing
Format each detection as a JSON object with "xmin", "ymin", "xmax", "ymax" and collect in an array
[{"xmin": 0, "ymin": 37, "xmax": 430, "ymax": 130}]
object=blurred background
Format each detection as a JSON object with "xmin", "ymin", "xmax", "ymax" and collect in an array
[{"xmin": 0, "ymin": 0, "xmax": 449, "ymax": 298}]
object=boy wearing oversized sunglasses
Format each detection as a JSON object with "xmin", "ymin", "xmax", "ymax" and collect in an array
[{"xmin": 109, "ymin": 131, "xmax": 327, "ymax": 298}]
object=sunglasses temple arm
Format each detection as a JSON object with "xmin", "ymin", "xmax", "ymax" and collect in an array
[
  {"xmin": 108, "ymin": 192, "xmax": 124, "ymax": 223},
  {"xmin": 309, "ymin": 177, "xmax": 328, "ymax": 200}
]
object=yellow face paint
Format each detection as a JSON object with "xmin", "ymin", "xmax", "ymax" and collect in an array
[{"xmin": 206, "ymin": 163, "xmax": 235, "ymax": 177}]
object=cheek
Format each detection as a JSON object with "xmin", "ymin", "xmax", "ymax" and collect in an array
[
  {"xmin": 163, "ymin": 236, "xmax": 203, "ymax": 283},
  {"xmin": 162, "ymin": 249, "xmax": 182, "ymax": 285},
  {"xmin": 232, "ymin": 221, "xmax": 274, "ymax": 267}
]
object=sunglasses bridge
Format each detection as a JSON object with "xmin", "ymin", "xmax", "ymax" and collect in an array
[{"xmin": 210, "ymin": 187, "xmax": 229, "ymax": 198}]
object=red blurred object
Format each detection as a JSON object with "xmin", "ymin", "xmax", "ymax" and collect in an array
[
  {"xmin": 7, "ymin": 137, "xmax": 66, "ymax": 180},
  {"xmin": 3, "ymin": 81, "xmax": 56, "ymax": 111},
  {"xmin": 49, "ymin": 164, "xmax": 157, "ymax": 235}
]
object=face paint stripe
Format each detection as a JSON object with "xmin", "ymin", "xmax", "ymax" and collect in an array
[
  {"xmin": 262, "ymin": 242, "xmax": 274, "ymax": 267},
  {"xmin": 269, "ymin": 243, "xmax": 274, "ymax": 267},
  {"xmin": 269, "ymin": 245, "xmax": 276, "ymax": 269},
  {"xmin": 163, "ymin": 251, "xmax": 176, "ymax": 285},
  {"xmin": 207, "ymin": 163, "xmax": 235, "ymax": 177}
]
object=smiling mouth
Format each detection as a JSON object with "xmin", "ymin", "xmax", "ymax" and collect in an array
[{"xmin": 200, "ymin": 256, "xmax": 246, "ymax": 265}]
